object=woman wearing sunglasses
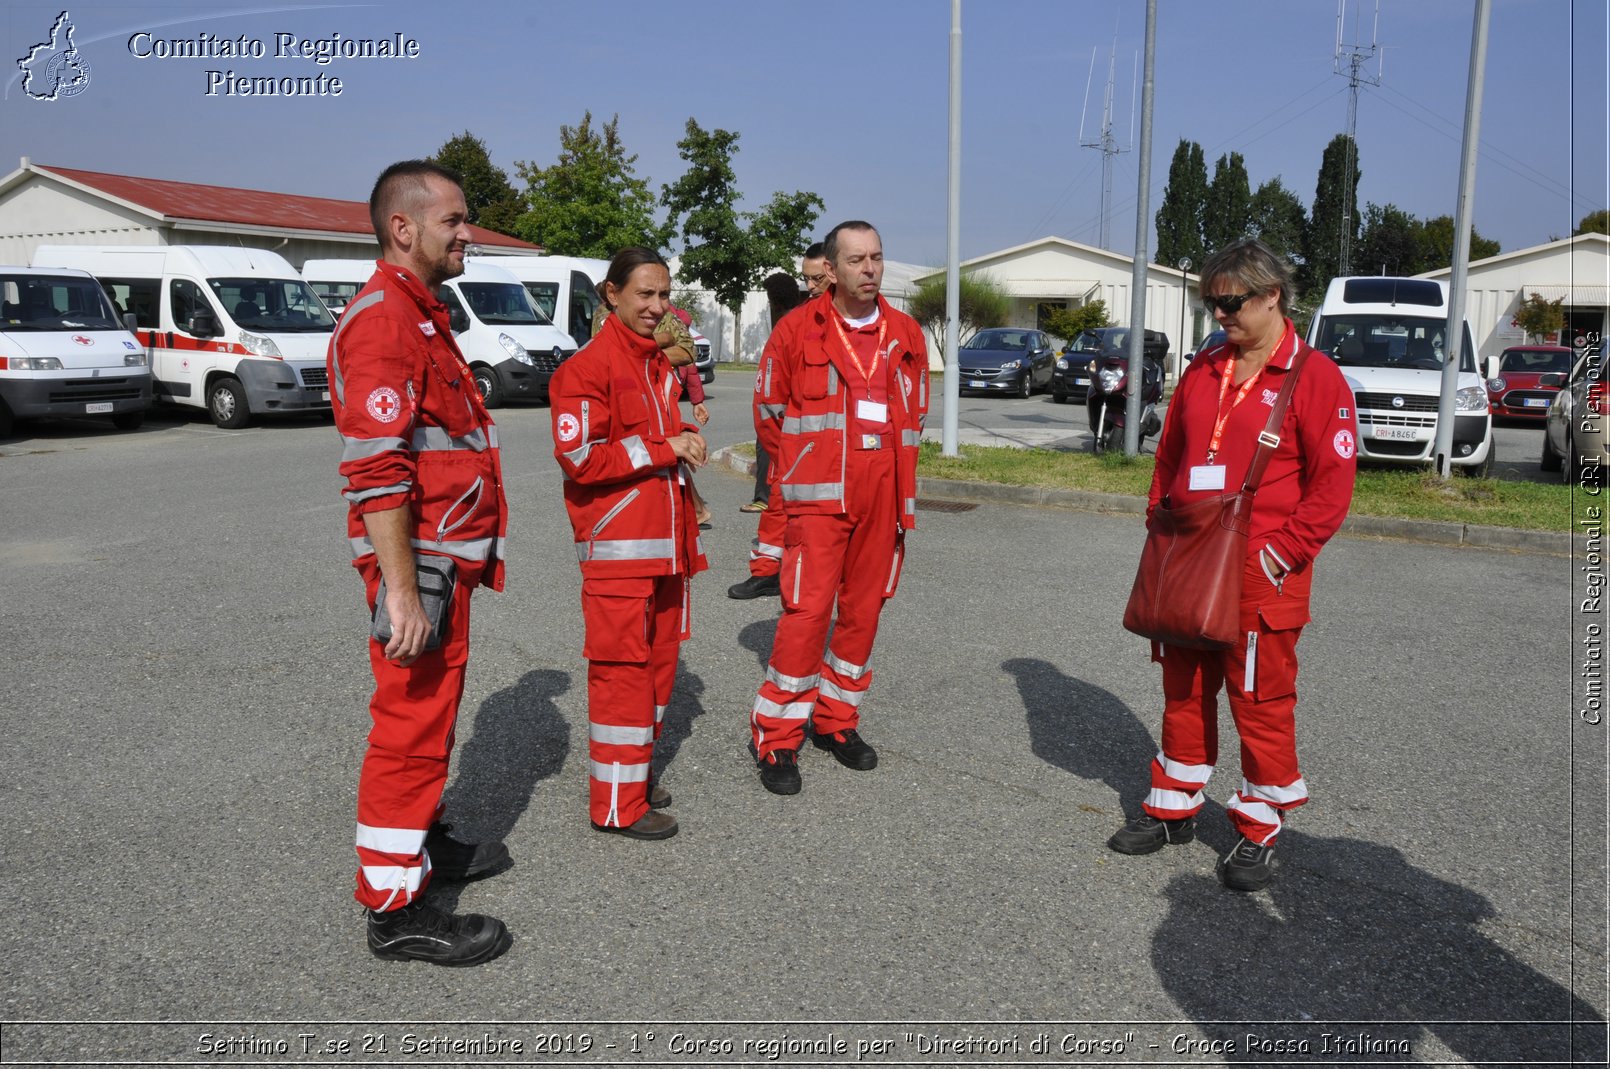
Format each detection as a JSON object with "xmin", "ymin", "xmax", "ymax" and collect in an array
[{"xmin": 1107, "ymin": 238, "xmax": 1358, "ymax": 892}]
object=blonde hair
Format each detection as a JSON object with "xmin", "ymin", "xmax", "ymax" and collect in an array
[{"xmin": 1197, "ymin": 238, "xmax": 1295, "ymax": 316}]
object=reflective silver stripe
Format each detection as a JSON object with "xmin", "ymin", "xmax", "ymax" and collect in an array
[
  {"xmin": 901, "ymin": 429, "xmax": 922, "ymax": 447},
  {"xmin": 904, "ymin": 497, "xmax": 917, "ymax": 515},
  {"xmin": 782, "ymin": 482, "xmax": 843, "ymax": 502},
  {"xmin": 783, "ymin": 412, "xmax": 847, "ymax": 434},
  {"xmin": 655, "ymin": 703, "xmax": 667, "ymax": 725},
  {"xmin": 752, "ymin": 695, "xmax": 813, "ymax": 721},
  {"xmin": 341, "ymin": 436, "xmax": 407, "ymax": 462},
  {"xmin": 350, "ymin": 535, "xmax": 375, "ymax": 558},
  {"xmin": 758, "ymin": 403, "xmax": 786, "ymax": 420},
  {"xmin": 345, "ymin": 482, "xmax": 410, "ymax": 504},
  {"xmin": 825, "ymin": 650, "xmax": 867, "ymax": 680},
  {"xmin": 818, "ymin": 678, "xmax": 866, "ymax": 707},
  {"xmin": 486, "ymin": 424, "xmax": 499, "ymax": 448},
  {"xmin": 356, "ymin": 822, "xmax": 426, "ymax": 855},
  {"xmin": 752, "ymin": 539, "xmax": 783, "ymax": 560},
  {"xmin": 563, "ymin": 440, "xmax": 595, "ymax": 466},
  {"xmin": 765, "ymin": 666, "xmax": 821, "ymax": 692},
  {"xmin": 590, "ymin": 759, "xmax": 650, "ymax": 782},
  {"xmin": 578, "ymin": 538, "xmax": 676, "ymax": 562},
  {"xmin": 885, "ymin": 543, "xmax": 902, "ymax": 594},
  {"xmin": 351, "ymin": 533, "xmax": 494, "ymax": 561},
  {"xmin": 763, "ymin": 357, "xmax": 774, "ymax": 397},
  {"xmin": 827, "ymin": 363, "xmax": 839, "ymax": 395},
  {"xmin": 623, "ymin": 434, "xmax": 652, "ymax": 469},
  {"xmin": 330, "ymin": 289, "xmax": 385, "ymax": 405},
  {"xmin": 590, "ymin": 723, "xmax": 655, "ymax": 746},
  {"xmin": 412, "ymin": 426, "xmax": 488, "ymax": 452}
]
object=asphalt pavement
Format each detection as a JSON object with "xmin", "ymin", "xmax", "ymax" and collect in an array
[{"xmin": 0, "ymin": 376, "xmax": 1603, "ymax": 1067}]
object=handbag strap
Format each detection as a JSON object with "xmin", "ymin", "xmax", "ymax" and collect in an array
[{"xmin": 1239, "ymin": 344, "xmax": 1313, "ymax": 493}]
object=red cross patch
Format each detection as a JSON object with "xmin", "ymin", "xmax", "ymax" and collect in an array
[{"xmin": 366, "ymin": 386, "xmax": 403, "ymax": 424}]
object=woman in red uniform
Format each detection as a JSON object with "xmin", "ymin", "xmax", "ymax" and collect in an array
[
  {"xmin": 550, "ymin": 248, "xmax": 708, "ymax": 840},
  {"xmin": 1107, "ymin": 238, "xmax": 1357, "ymax": 891}
]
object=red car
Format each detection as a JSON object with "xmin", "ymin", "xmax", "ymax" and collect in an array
[{"xmin": 1486, "ymin": 345, "xmax": 1576, "ymax": 420}]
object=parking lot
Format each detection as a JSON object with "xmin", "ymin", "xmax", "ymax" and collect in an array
[{"xmin": 0, "ymin": 378, "xmax": 1602, "ymax": 1065}]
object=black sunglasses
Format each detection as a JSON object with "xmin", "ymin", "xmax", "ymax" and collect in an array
[{"xmin": 1202, "ymin": 291, "xmax": 1258, "ymax": 315}]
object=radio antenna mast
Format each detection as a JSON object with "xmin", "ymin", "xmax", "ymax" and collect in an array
[
  {"xmin": 1334, "ymin": 0, "xmax": 1383, "ymax": 276},
  {"xmin": 1081, "ymin": 21, "xmax": 1131, "ymax": 250}
]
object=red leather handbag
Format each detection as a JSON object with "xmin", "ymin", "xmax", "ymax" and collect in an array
[{"xmin": 1123, "ymin": 348, "xmax": 1310, "ymax": 649}]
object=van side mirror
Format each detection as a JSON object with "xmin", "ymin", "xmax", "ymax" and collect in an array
[
  {"xmin": 188, "ymin": 311, "xmax": 220, "ymax": 337},
  {"xmin": 1539, "ymin": 372, "xmax": 1567, "ymax": 389},
  {"xmin": 122, "ymin": 312, "xmax": 139, "ymax": 335},
  {"xmin": 449, "ymin": 306, "xmax": 470, "ymax": 334},
  {"xmin": 1483, "ymin": 356, "xmax": 1499, "ymax": 379}
]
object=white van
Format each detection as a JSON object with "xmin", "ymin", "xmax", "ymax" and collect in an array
[
  {"xmin": 32, "ymin": 245, "xmax": 333, "ymax": 429},
  {"xmin": 302, "ymin": 258, "xmax": 577, "ymax": 407},
  {"xmin": 1307, "ymin": 276, "xmax": 1495, "ymax": 476},
  {"xmin": 0, "ymin": 265, "xmax": 152, "ymax": 436}
]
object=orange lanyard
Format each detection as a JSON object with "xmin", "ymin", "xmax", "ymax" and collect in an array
[
  {"xmin": 829, "ymin": 309, "xmax": 887, "ymax": 393},
  {"xmin": 1206, "ymin": 326, "xmax": 1286, "ymax": 463}
]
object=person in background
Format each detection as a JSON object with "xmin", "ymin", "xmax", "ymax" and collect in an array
[{"xmin": 1106, "ymin": 237, "xmax": 1357, "ymax": 892}]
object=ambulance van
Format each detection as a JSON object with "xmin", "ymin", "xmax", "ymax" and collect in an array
[
  {"xmin": 32, "ymin": 245, "xmax": 334, "ymax": 429},
  {"xmin": 0, "ymin": 265, "xmax": 152, "ymax": 436},
  {"xmin": 302, "ymin": 258, "xmax": 578, "ymax": 407},
  {"xmin": 1306, "ymin": 276, "xmax": 1494, "ymax": 475}
]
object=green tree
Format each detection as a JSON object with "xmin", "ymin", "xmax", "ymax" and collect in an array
[
  {"xmin": 661, "ymin": 118, "xmax": 823, "ymax": 359},
  {"xmin": 1154, "ymin": 139, "xmax": 1208, "ymax": 269},
  {"xmin": 906, "ymin": 273, "xmax": 1011, "ymax": 353},
  {"xmin": 1415, "ymin": 214, "xmax": 1500, "ymax": 271},
  {"xmin": 1355, "ymin": 202, "xmax": 1423, "ymax": 275},
  {"xmin": 1304, "ymin": 134, "xmax": 1361, "ymax": 293},
  {"xmin": 1575, "ymin": 209, "xmax": 1610, "ymax": 236},
  {"xmin": 1203, "ymin": 152, "xmax": 1252, "ymax": 252},
  {"xmin": 1513, "ymin": 291, "xmax": 1565, "ymax": 342},
  {"xmin": 430, "ymin": 131, "xmax": 522, "ymax": 236},
  {"xmin": 512, "ymin": 111, "xmax": 670, "ymax": 257},
  {"xmin": 1041, "ymin": 300, "xmax": 1112, "ymax": 345},
  {"xmin": 1249, "ymin": 177, "xmax": 1308, "ymax": 262}
]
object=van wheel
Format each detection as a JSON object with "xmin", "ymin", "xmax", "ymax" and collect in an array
[
  {"xmin": 111, "ymin": 411, "xmax": 145, "ymax": 431},
  {"xmin": 472, "ymin": 365, "xmax": 502, "ymax": 408},
  {"xmin": 208, "ymin": 377, "xmax": 251, "ymax": 429},
  {"xmin": 0, "ymin": 399, "xmax": 13, "ymax": 438},
  {"xmin": 1540, "ymin": 430, "xmax": 1563, "ymax": 473},
  {"xmin": 1458, "ymin": 447, "xmax": 1493, "ymax": 479}
]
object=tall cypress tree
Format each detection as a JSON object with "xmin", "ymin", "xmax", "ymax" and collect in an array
[
  {"xmin": 1304, "ymin": 134, "xmax": 1361, "ymax": 293},
  {"xmin": 1154, "ymin": 139, "xmax": 1208, "ymax": 269},
  {"xmin": 1203, "ymin": 152, "xmax": 1252, "ymax": 252},
  {"xmin": 1250, "ymin": 177, "xmax": 1308, "ymax": 263}
]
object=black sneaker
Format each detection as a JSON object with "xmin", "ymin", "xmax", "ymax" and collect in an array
[
  {"xmin": 425, "ymin": 822, "xmax": 510, "ymax": 882},
  {"xmin": 812, "ymin": 728, "xmax": 878, "ymax": 770},
  {"xmin": 366, "ymin": 900, "xmax": 512, "ymax": 966},
  {"xmin": 758, "ymin": 749, "xmax": 801, "ymax": 795},
  {"xmin": 1106, "ymin": 813, "xmax": 1196, "ymax": 855},
  {"xmin": 728, "ymin": 573, "xmax": 782, "ymax": 600},
  {"xmin": 1217, "ymin": 836, "xmax": 1276, "ymax": 892}
]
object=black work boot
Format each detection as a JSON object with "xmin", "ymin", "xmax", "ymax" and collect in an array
[
  {"xmin": 758, "ymin": 749, "xmax": 801, "ymax": 795},
  {"xmin": 1106, "ymin": 813, "xmax": 1196, "ymax": 855},
  {"xmin": 728, "ymin": 573, "xmax": 782, "ymax": 600},
  {"xmin": 366, "ymin": 899, "xmax": 512, "ymax": 966},
  {"xmin": 1217, "ymin": 836, "xmax": 1276, "ymax": 891},
  {"xmin": 424, "ymin": 822, "xmax": 510, "ymax": 881},
  {"xmin": 811, "ymin": 728, "xmax": 878, "ymax": 770}
]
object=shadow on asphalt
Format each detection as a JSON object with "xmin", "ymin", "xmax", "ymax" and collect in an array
[
  {"xmin": 1004, "ymin": 656, "xmax": 1156, "ymax": 808},
  {"xmin": 738, "ymin": 617, "xmax": 778, "ymax": 670},
  {"xmin": 655, "ymin": 662, "xmax": 707, "ymax": 780},
  {"xmin": 1153, "ymin": 830, "xmax": 1606, "ymax": 1064}
]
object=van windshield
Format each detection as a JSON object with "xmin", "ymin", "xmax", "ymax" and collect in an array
[
  {"xmin": 521, "ymin": 282, "xmax": 559, "ymax": 325},
  {"xmin": 460, "ymin": 282, "xmax": 541, "ymax": 326},
  {"xmin": 1, "ymin": 274, "xmax": 122, "ymax": 332},
  {"xmin": 1313, "ymin": 314, "xmax": 1478, "ymax": 373},
  {"xmin": 207, "ymin": 278, "xmax": 335, "ymax": 332}
]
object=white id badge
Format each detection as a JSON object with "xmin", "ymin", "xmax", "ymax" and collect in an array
[
  {"xmin": 856, "ymin": 399, "xmax": 888, "ymax": 422},
  {"xmin": 1188, "ymin": 465, "xmax": 1227, "ymax": 491}
]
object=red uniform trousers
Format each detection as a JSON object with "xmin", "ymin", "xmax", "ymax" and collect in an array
[
  {"xmin": 747, "ymin": 475, "xmax": 786, "ymax": 578},
  {"xmin": 1143, "ymin": 554, "xmax": 1311, "ymax": 846},
  {"xmin": 583, "ymin": 573, "xmax": 690, "ymax": 828},
  {"xmin": 353, "ymin": 557, "xmax": 484, "ymax": 912},
  {"xmin": 752, "ymin": 446, "xmax": 903, "ymax": 757}
]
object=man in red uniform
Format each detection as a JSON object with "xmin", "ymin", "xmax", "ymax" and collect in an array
[
  {"xmin": 551, "ymin": 248, "xmax": 709, "ymax": 838},
  {"xmin": 729, "ymin": 244, "xmax": 830, "ymax": 600},
  {"xmin": 330, "ymin": 160, "xmax": 512, "ymax": 965},
  {"xmin": 748, "ymin": 221, "xmax": 929, "ymax": 794}
]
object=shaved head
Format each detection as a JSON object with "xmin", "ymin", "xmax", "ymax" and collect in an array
[{"xmin": 369, "ymin": 160, "xmax": 462, "ymax": 252}]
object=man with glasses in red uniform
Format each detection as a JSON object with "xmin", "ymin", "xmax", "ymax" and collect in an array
[{"xmin": 748, "ymin": 221, "xmax": 929, "ymax": 795}]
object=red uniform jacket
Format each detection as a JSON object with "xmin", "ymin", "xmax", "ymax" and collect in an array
[
  {"xmin": 550, "ymin": 314, "xmax": 709, "ymax": 580},
  {"xmin": 754, "ymin": 290, "xmax": 929, "ymax": 530},
  {"xmin": 329, "ymin": 261, "xmax": 508, "ymax": 589},
  {"xmin": 1150, "ymin": 322, "xmax": 1358, "ymax": 573}
]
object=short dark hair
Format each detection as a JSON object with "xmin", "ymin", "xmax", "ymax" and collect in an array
[
  {"xmin": 1198, "ymin": 237, "xmax": 1296, "ymax": 315},
  {"xmin": 369, "ymin": 160, "xmax": 462, "ymax": 247},
  {"xmin": 823, "ymin": 221, "xmax": 878, "ymax": 264},
  {"xmin": 604, "ymin": 246, "xmax": 669, "ymax": 294},
  {"xmin": 803, "ymin": 242, "xmax": 825, "ymax": 261}
]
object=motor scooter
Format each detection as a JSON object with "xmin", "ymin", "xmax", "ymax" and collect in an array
[{"xmin": 1086, "ymin": 350, "xmax": 1164, "ymax": 453}]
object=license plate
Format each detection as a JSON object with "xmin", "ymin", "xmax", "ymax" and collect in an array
[
  {"xmin": 1372, "ymin": 425, "xmax": 1419, "ymax": 441},
  {"xmin": 969, "ymin": 379, "xmax": 986, "ymax": 388},
  {"xmin": 85, "ymin": 402, "xmax": 113, "ymax": 414},
  {"xmin": 322, "ymin": 390, "xmax": 331, "ymax": 401},
  {"xmin": 1074, "ymin": 377, "xmax": 1089, "ymax": 386},
  {"xmin": 1524, "ymin": 398, "xmax": 1548, "ymax": 408}
]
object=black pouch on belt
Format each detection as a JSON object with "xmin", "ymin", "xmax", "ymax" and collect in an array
[{"xmin": 371, "ymin": 553, "xmax": 458, "ymax": 651}]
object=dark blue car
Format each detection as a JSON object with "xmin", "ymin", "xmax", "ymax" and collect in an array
[{"xmin": 958, "ymin": 328, "xmax": 1056, "ymax": 398}]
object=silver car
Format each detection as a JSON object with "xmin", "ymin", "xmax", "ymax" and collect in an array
[{"xmin": 1541, "ymin": 348, "xmax": 1607, "ymax": 484}]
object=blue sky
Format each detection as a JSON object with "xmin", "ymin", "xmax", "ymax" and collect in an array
[{"xmin": 3, "ymin": 0, "xmax": 1605, "ymax": 270}]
